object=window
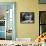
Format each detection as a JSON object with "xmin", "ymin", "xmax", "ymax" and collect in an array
[{"xmin": 39, "ymin": 11, "xmax": 46, "ymax": 35}]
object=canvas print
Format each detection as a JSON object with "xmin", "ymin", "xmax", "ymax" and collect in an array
[{"xmin": 20, "ymin": 12, "xmax": 34, "ymax": 24}]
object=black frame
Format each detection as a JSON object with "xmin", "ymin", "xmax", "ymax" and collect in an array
[
  {"xmin": 39, "ymin": 11, "xmax": 46, "ymax": 35},
  {"xmin": 20, "ymin": 12, "xmax": 34, "ymax": 24},
  {"xmin": 39, "ymin": 0, "xmax": 46, "ymax": 4}
]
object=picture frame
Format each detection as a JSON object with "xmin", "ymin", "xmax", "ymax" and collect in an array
[
  {"xmin": 39, "ymin": 0, "xmax": 46, "ymax": 4},
  {"xmin": 20, "ymin": 12, "xmax": 34, "ymax": 24}
]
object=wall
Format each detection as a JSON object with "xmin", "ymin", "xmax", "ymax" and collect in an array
[
  {"xmin": 16, "ymin": 0, "xmax": 35, "ymax": 39},
  {"xmin": 0, "ymin": 0, "xmax": 45, "ymax": 40},
  {"xmin": 16, "ymin": 0, "xmax": 39, "ymax": 39}
]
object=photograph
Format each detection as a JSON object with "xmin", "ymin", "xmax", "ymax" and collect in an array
[{"xmin": 20, "ymin": 12, "xmax": 34, "ymax": 24}]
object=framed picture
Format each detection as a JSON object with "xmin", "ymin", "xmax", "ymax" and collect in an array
[
  {"xmin": 39, "ymin": 11, "xmax": 46, "ymax": 35},
  {"xmin": 39, "ymin": 0, "xmax": 46, "ymax": 4},
  {"xmin": 20, "ymin": 12, "xmax": 34, "ymax": 24}
]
